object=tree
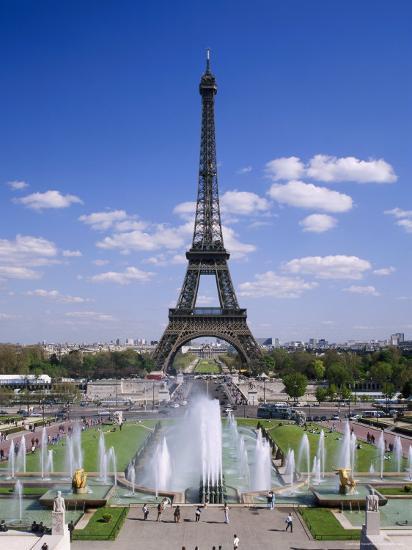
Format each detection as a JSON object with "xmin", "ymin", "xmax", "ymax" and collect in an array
[
  {"xmin": 263, "ymin": 355, "xmax": 275, "ymax": 373},
  {"xmin": 340, "ymin": 385, "xmax": 352, "ymax": 401},
  {"xmin": 312, "ymin": 359, "xmax": 325, "ymax": 380},
  {"xmin": 282, "ymin": 373, "xmax": 308, "ymax": 401},
  {"xmin": 401, "ymin": 379, "xmax": 412, "ymax": 399},
  {"xmin": 325, "ymin": 363, "xmax": 352, "ymax": 387},
  {"xmin": 327, "ymin": 384, "xmax": 338, "ymax": 401},
  {"xmin": 315, "ymin": 387, "xmax": 328, "ymax": 403},
  {"xmin": 370, "ymin": 362, "xmax": 392, "ymax": 386}
]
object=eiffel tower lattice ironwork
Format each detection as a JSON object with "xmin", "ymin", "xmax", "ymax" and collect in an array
[{"xmin": 153, "ymin": 52, "xmax": 263, "ymax": 372}]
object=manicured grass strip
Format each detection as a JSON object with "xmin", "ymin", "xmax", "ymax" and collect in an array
[
  {"xmin": 299, "ymin": 507, "xmax": 360, "ymax": 540},
  {"xmin": 24, "ymin": 421, "xmax": 156, "ymax": 473},
  {"xmin": 73, "ymin": 507, "xmax": 128, "ymax": 540},
  {"xmin": 266, "ymin": 423, "xmax": 387, "ymax": 472},
  {"xmin": 194, "ymin": 360, "xmax": 221, "ymax": 374},
  {"xmin": 375, "ymin": 486, "xmax": 412, "ymax": 496},
  {"xmin": 0, "ymin": 486, "xmax": 47, "ymax": 496}
]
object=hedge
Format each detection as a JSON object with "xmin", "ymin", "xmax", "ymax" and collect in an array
[{"xmin": 72, "ymin": 507, "xmax": 128, "ymax": 541}]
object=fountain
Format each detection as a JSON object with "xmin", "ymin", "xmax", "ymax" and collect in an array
[
  {"xmin": 312, "ymin": 456, "xmax": 321, "ymax": 484},
  {"xmin": 46, "ymin": 449, "xmax": 54, "ymax": 475},
  {"xmin": 127, "ymin": 460, "xmax": 136, "ymax": 494},
  {"xmin": 408, "ymin": 445, "xmax": 412, "ymax": 480},
  {"xmin": 8, "ymin": 439, "xmax": 15, "ymax": 479},
  {"xmin": 154, "ymin": 437, "xmax": 171, "ymax": 495},
  {"xmin": 298, "ymin": 433, "xmax": 310, "ymax": 483},
  {"xmin": 239, "ymin": 436, "xmax": 250, "ymax": 485},
  {"xmin": 65, "ymin": 423, "xmax": 83, "ymax": 477},
  {"xmin": 98, "ymin": 431, "xmax": 107, "ymax": 482},
  {"xmin": 16, "ymin": 436, "xmax": 26, "ymax": 473},
  {"xmin": 393, "ymin": 436, "xmax": 402, "ymax": 473},
  {"xmin": 40, "ymin": 427, "xmax": 48, "ymax": 479},
  {"xmin": 251, "ymin": 428, "xmax": 271, "ymax": 491},
  {"xmin": 107, "ymin": 446, "xmax": 118, "ymax": 489},
  {"xmin": 377, "ymin": 432, "xmax": 385, "ymax": 480},
  {"xmin": 285, "ymin": 449, "xmax": 296, "ymax": 493},
  {"xmin": 13, "ymin": 479, "xmax": 23, "ymax": 522},
  {"xmin": 317, "ymin": 430, "xmax": 325, "ymax": 479},
  {"xmin": 369, "ymin": 463, "xmax": 375, "ymax": 475}
]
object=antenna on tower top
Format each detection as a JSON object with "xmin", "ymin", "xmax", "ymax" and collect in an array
[{"xmin": 206, "ymin": 48, "xmax": 211, "ymax": 73}]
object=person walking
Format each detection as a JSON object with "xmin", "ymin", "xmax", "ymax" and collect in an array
[
  {"xmin": 285, "ymin": 512, "xmax": 293, "ymax": 532},
  {"xmin": 156, "ymin": 502, "xmax": 163, "ymax": 522},
  {"xmin": 174, "ymin": 505, "xmax": 181, "ymax": 523},
  {"xmin": 233, "ymin": 533, "xmax": 240, "ymax": 549},
  {"xmin": 142, "ymin": 503, "xmax": 149, "ymax": 520},
  {"xmin": 223, "ymin": 502, "xmax": 230, "ymax": 524},
  {"xmin": 195, "ymin": 505, "xmax": 201, "ymax": 522},
  {"xmin": 68, "ymin": 520, "xmax": 74, "ymax": 542},
  {"xmin": 267, "ymin": 490, "xmax": 273, "ymax": 509}
]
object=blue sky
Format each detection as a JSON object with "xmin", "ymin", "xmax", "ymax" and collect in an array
[{"xmin": 0, "ymin": 0, "xmax": 411, "ymax": 344}]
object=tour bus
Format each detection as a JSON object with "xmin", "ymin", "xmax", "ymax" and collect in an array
[
  {"xmin": 363, "ymin": 410, "xmax": 385, "ymax": 418},
  {"xmin": 257, "ymin": 403, "xmax": 293, "ymax": 419}
]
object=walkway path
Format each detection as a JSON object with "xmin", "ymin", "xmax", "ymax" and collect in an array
[{"xmin": 73, "ymin": 506, "xmax": 359, "ymax": 550}]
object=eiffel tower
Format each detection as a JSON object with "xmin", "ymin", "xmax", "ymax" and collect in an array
[{"xmin": 153, "ymin": 52, "xmax": 263, "ymax": 372}]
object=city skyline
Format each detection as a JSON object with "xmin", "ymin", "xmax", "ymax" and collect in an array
[{"xmin": 1, "ymin": 1, "xmax": 411, "ymax": 344}]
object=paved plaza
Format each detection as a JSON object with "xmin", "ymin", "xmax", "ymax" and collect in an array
[{"xmin": 73, "ymin": 506, "xmax": 359, "ymax": 550}]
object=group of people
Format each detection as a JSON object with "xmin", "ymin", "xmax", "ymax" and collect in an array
[
  {"xmin": 30, "ymin": 521, "xmax": 52, "ymax": 535},
  {"xmin": 181, "ymin": 535, "xmax": 240, "ymax": 550},
  {"xmin": 144, "ymin": 502, "xmax": 231, "ymax": 524}
]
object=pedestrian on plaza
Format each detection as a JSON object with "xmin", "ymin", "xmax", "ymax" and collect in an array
[
  {"xmin": 142, "ymin": 503, "xmax": 149, "ymax": 520},
  {"xmin": 174, "ymin": 505, "xmax": 181, "ymax": 523},
  {"xmin": 233, "ymin": 533, "xmax": 240, "ymax": 549},
  {"xmin": 156, "ymin": 502, "xmax": 163, "ymax": 522},
  {"xmin": 195, "ymin": 505, "xmax": 202, "ymax": 522},
  {"xmin": 223, "ymin": 502, "xmax": 229, "ymax": 524},
  {"xmin": 285, "ymin": 513, "xmax": 293, "ymax": 532},
  {"xmin": 266, "ymin": 490, "xmax": 272, "ymax": 509},
  {"xmin": 68, "ymin": 520, "xmax": 74, "ymax": 542}
]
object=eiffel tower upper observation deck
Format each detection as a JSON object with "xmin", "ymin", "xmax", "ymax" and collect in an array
[{"xmin": 152, "ymin": 52, "xmax": 263, "ymax": 372}]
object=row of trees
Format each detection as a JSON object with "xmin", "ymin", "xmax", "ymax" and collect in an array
[{"xmin": 0, "ymin": 345, "xmax": 155, "ymax": 379}]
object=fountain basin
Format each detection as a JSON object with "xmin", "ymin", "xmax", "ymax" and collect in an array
[
  {"xmin": 312, "ymin": 483, "xmax": 387, "ymax": 508},
  {"xmin": 39, "ymin": 484, "xmax": 112, "ymax": 508}
]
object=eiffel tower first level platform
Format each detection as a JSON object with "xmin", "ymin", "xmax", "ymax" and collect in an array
[{"xmin": 152, "ymin": 52, "xmax": 263, "ymax": 372}]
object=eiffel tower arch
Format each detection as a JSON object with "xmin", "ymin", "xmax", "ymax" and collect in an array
[{"xmin": 153, "ymin": 52, "xmax": 263, "ymax": 373}]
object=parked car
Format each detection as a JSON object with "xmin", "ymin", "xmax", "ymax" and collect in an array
[
  {"xmin": 320, "ymin": 415, "xmax": 327, "ymax": 421},
  {"xmin": 332, "ymin": 414, "xmax": 340, "ymax": 421}
]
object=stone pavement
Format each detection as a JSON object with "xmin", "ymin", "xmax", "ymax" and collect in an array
[{"xmin": 73, "ymin": 506, "xmax": 360, "ymax": 550}]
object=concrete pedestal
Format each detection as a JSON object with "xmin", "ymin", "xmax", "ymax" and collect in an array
[
  {"xmin": 365, "ymin": 510, "xmax": 381, "ymax": 536},
  {"xmin": 52, "ymin": 511, "xmax": 65, "ymax": 536}
]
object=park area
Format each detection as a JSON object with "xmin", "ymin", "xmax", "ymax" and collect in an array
[{"xmin": 193, "ymin": 359, "xmax": 221, "ymax": 374}]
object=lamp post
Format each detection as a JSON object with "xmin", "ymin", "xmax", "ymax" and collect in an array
[{"xmin": 263, "ymin": 378, "xmax": 266, "ymax": 404}]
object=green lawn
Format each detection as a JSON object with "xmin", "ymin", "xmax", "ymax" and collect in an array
[
  {"xmin": 194, "ymin": 360, "xmax": 221, "ymax": 374},
  {"xmin": 24, "ymin": 421, "xmax": 156, "ymax": 473},
  {"xmin": 375, "ymin": 486, "xmax": 412, "ymax": 496},
  {"xmin": 299, "ymin": 508, "xmax": 360, "ymax": 540},
  {"xmin": 73, "ymin": 507, "xmax": 128, "ymax": 540},
  {"xmin": 266, "ymin": 423, "xmax": 388, "ymax": 473}
]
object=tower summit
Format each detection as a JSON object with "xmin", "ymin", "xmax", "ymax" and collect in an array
[{"xmin": 153, "ymin": 53, "xmax": 263, "ymax": 372}]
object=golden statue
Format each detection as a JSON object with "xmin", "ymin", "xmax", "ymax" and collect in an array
[
  {"xmin": 336, "ymin": 467, "xmax": 357, "ymax": 495},
  {"xmin": 72, "ymin": 468, "xmax": 88, "ymax": 493}
]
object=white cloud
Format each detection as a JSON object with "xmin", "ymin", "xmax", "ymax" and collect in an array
[
  {"xmin": 195, "ymin": 295, "xmax": 215, "ymax": 305},
  {"xmin": 15, "ymin": 190, "xmax": 83, "ymax": 210},
  {"xmin": 7, "ymin": 180, "xmax": 29, "ymax": 191},
  {"xmin": 307, "ymin": 154, "xmax": 397, "ymax": 183},
  {"xmin": 265, "ymin": 156, "xmax": 304, "ymax": 181},
  {"xmin": 221, "ymin": 190, "xmax": 270, "ymax": 216},
  {"xmin": 397, "ymin": 219, "xmax": 412, "ymax": 232},
  {"xmin": 284, "ymin": 255, "xmax": 371, "ymax": 280},
  {"xmin": 222, "ymin": 226, "xmax": 256, "ymax": 259},
  {"xmin": 268, "ymin": 180, "xmax": 352, "ymax": 213},
  {"xmin": 373, "ymin": 267, "xmax": 395, "ymax": 276},
  {"xmin": 0, "ymin": 266, "xmax": 40, "ymax": 280},
  {"xmin": 26, "ymin": 289, "xmax": 89, "ymax": 303},
  {"xmin": 0, "ymin": 235, "xmax": 58, "ymax": 280},
  {"xmin": 90, "ymin": 266, "xmax": 154, "ymax": 285},
  {"xmin": 92, "ymin": 259, "xmax": 109, "ymax": 266},
  {"xmin": 385, "ymin": 208, "xmax": 412, "ymax": 233},
  {"xmin": 343, "ymin": 285, "xmax": 380, "ymax": 296},
  {"xmin": 79, "ymin": 210, "xmax": 128, "ymax": 230},
  {"xmin": 237, "ymin": 166, "xmax": 252, "ymax": 174},
  {"xmin": 238, "ymin": 271, "xmax": 318, "ymax": 298},
  {"xmin": 63, "ymin": 250, "xmax": 82, "ymax": 257},
  {"xmin": 384, "ymin": 207, "xmax": 412, "ymax": 219},
  {"xmin": 0, "ymin": 313, "xmax": 18, "ymax": 320},
  {"xmin": 299, "ymin": 213, "xmax": 337, "ymax": 233},
  {"xmin": 171, "ymin": 254, "xmax": 186, "ymax": 264},
  {"xmin": 65, "ymin": 311, "xmax": 115, "ymax": 322},
  {"xmin": 173, "ymin": 202, "xmax": 195, "ymax": 220}
]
